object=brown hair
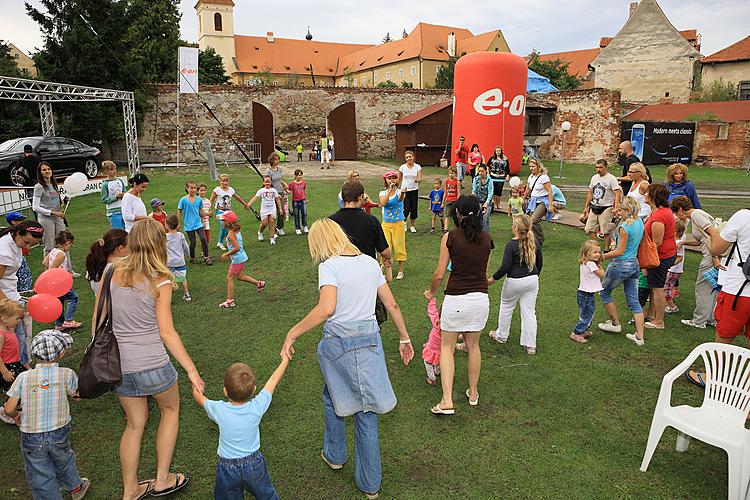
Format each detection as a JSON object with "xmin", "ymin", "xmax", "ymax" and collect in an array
[
  {"xmin": 669, "ymin": 195, "xmax": 693, "ymax": 213},
  {"xmin": 268, "ymin": 152, "xmax": 280, "ymax": 165},
  {"xmin": 646, "ymin": 183, "xmax": 670, "ymax": 208},
  {"xmin": 85, "ymin": 229, "xmax": 128, "ymax": 283},
  {"xmin": 341, "ymin": 180, "xmax": 365, "ymax": 203},
  {"xmin": 595, "ymin": 159, "xmax": 608, "ymax": 167},
  {"xmin": 675, "ymin": 218, "xmax": 687, "ymax": 238},
  {"xmin": 197, "ymin": 183, "xmax": 208, "ymax": 192},
  {"xmin": 166, "ymin": 214, "xmax": 179, "ymax": 230},
  {"xmin": 224, "ymin": 362, "xmax": 256, "ymax": 402},
  {"xmin": 102, "ymin": 160, "xmax": 117, "ymax": 172},
  {"xmin": 54, "ymin": 230, "xmax": 75, "ymax": 246}
]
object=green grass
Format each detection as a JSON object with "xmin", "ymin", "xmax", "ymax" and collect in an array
[{"xmin": 0, "ymin": 164, "xmax": 746, "ymax": 498}]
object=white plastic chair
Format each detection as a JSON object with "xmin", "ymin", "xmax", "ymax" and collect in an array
[{"xmin": 640, "ymin": 342, "xmax": 750, "ymax": 499}]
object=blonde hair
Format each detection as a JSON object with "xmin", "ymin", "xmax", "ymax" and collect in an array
[
  {"xmin": 629, "ymin": 162, "xmax": 647, "ymax": 179},
  {"xmin": 114, "ymin": 218, "xmax": 173, "ymax": 294},
  {"xmin": 347, "ymin": 169, "xmax": 359, "ymax": 181},
  {"xmin": 307, "ymin": 219, "xmax": 361, "ymax": 264},
  {"xmin": 219, "ymin": 174, "xmax": 229, "ymax": 181},
  {"xmin": 0, "ymin": 299, "xmax": 24, "ymax": 323},
  {"xmin": 528, "ymin": 158, "xmax": 546, "ymax": 175},
  {"xmin": 667, "ymin": 163, "xmax": 688, "ymax": 183},
  {"xmin": 102, "ymin": 160, "xmax": 117, "ymax": 171},
  {"xmin": 618, "ymin": 196, "xmax": 640, "ymax": 225},
  {"xmin": 224, "ymin": 219, "xmax": 241, "ymax": 232},
  {"xmin": 512, "ymin": 214, "xmax": 537, "ymax": 271},
  {"xmin": 578, "ymin": 240, "xmax": 601, "ymax": 265},
  {"xmin": 224, "ymin": 362, "xmax": 256, "ymax": 402},
  {"xmin": 675, "ymin": 218, "xmax": 687, "ymax": 238}
]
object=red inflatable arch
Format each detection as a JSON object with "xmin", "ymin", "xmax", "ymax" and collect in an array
[{"xmin": 451, "ymin": 52, "xmax": 528, "ymax": 176}]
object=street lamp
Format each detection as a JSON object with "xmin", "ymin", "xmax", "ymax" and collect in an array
[{"xmin": 558, "ymin": 120, "xmax": 571, "ymax": 179}]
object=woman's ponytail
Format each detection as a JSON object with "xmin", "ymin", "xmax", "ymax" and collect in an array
[
  {"xmin": 85, "ymin": 229, "xmax": 128, "ymax": 282},
  {"xmin": 452, "ymin": 194, "xmax": 484, "ymax": 243},
  {"xmin": 512, "ymin": 214, "xmax": 537, "ymax": 271}
]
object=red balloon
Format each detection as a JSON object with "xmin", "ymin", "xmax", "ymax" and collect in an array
[
  {"xmin": 35, "ymin": 268, "xmax": 73, "ymax": 297},
  {"xmin": 27, "ymin": 293, "xmax": 63, "ymax": 323}
]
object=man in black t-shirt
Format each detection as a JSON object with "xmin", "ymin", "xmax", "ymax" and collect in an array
[{"xmin": 18, "ymin": 144, "xmax": 40, "ymax": 186}]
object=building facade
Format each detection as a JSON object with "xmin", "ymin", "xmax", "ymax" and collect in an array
[
  {"xmin": 8, "ymin": 43, "xmax": 38, "ymax": 77},
  {"xmin": 700, "ymin": 35, "xmax": 750, "ymax": 100}
]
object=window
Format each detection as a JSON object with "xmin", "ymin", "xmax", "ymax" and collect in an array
[
  {"xmin": 526, "ymin": 115, "xmax": 542, "ymax": 136},
  {"xmin": 410, "ymin": 66, "xmax": 416, "ymax": 75},
  {"xmin": 214, "ymin": 12, "xmax": 222, "ymax": 32},
  {"xmin": 398, "ymin": 68, "xmax": 403, "ymax": 77},
  {"xmin": 739, "ymin": 81, "xmax": 750, "ymax": 100},
  {"xmin": 664, "ymin": 92, "xmax": 670, "ymax": 97},
  {"xmin": 352, "ymin": 78, "xmax": 357, "ymax": 86},
  {"xmin": 385, "ymin": 71, "xmax": 391, "ymax": 80},
  {"xmin": 717, "ymin": 123, "xmax": 729, "ymax": 140}
]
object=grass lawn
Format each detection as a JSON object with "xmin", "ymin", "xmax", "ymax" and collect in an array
[{"xmin": 0, "ymin": 164, "xmax": 746, "ymax": 498}]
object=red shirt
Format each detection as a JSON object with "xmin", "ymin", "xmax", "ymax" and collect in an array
[
  {"xmin": 1, "ymin": 329, "xmax": 20, "ymax": 364},
  {"xmin": 445, "ymin": 178, "xmax": 459, "ymax": 203},
  {"xmin": 455, "ymin": 145, "xmax": 468, "ymax": 163},
  {"xmin": 288, "ymin": 181, "xmax": 307, "ymax": 202},
  {"xmin": 150, "ymin": 210, "xmax": 167, "ymax": 229},
  {"xmin": 645, "ymin": 207, "xmax": 677, "ymax": 259},
  {"xmin": 362, "ymin": 200, "xmax": 379, "ymax": 215}
]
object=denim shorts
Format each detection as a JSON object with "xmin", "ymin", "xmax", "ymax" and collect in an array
[{"xmin": 113, "ymin": 361, "xmax": 178, "ymax": 397}]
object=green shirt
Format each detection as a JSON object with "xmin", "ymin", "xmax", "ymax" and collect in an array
[
  {"xmin": 320, "ymin": 137, "xmax": 328, "ymax": 149},
  {"xmin": 296, "ymin": 144, "xmax": 303, "ymax": 153}
]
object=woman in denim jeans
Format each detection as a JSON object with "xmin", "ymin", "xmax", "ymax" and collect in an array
[
  {"xmin": 597, "ymin": 197, "xmax": 647, "ymax": 345},
  {"xmin": 281, "ymin": 219, "xmax": 413, "ymax": 499}
]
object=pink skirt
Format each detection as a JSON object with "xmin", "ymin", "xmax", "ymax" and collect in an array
[
  {"xmin": 422, "ymin": 330, "xmax": 441, "ymax": 365},
  {"xmin": 229, "ymin": 263, "xmax": 245, "ymax": 276}
]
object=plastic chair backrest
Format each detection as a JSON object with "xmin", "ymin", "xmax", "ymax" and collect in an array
[{"xmin": 700, "ymin": 343, "xmax": 750, "ymax": 421}]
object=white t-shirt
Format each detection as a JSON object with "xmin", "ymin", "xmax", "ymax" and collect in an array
[
  {"xmin": 399, "ymin": 163, "xmax": 422, "ymax": 192},
  {"xmin": 589, "ymin": 173, "xmax": 621, "ymax": 207},
  {"xmin": 527, "ymin": 174, "xmax": 551, "ymax": 198},
  {"xmin": 202, "ymin": 198, "xmax": 211, "ymax": 230},
  {"xmin": 579, "ymin": 261, "xmax": 603, "ymax": 293},
  {"xmin": 213, "ymin": 187, "xmax": 236, "ymax": 212},
  {"xmin": 318, "ymin": 254, "xmax": 386, "ymax": 324},
  {"xmin": 0, "ymin": 233, "xmax": 22, "ymax": 302},
  {"xmin": 121, "ymin": 192, "xmax": 147, "ymax": 233},
  {"xmin": 668, "ymin": 236, "xmax": 686, "ymax": 273},
  {"xmin": 718, "ymin": 209, "xmax": 750, "ymax": 297},
  {"xmin": 255, "ymin": 187, "xmax": 279, "ymax": 216}
]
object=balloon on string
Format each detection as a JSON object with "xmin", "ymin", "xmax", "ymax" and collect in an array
[
  {"xmin": 509, "ymin": 176, "xmax": 521, "ymax": 188},
  {"xmin": 35, "ymin": 268, "xmax": 73, "ymax": 297},
  {"xmin": 27, "ymin": 293, "xmax": 63, "ymax": 323},
  {"xmin": 63, "ymin": 172, "xmax": 88, "ymax": 195}
]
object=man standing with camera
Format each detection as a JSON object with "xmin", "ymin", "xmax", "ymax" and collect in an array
[{"xmin": 581, "ymin": 159, "xmax": 621, "ymax": 249}]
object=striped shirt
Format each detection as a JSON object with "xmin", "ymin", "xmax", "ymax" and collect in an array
[{"xmin": 6, "ymin": 363, "xmax": 78, "ymax": 434}]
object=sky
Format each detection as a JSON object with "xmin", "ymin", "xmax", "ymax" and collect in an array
[{"xmin": 3, "ymin": 0, "xmax": 749, "ymax": 58}]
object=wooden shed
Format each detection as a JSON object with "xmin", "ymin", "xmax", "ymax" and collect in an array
[{"xmin": 393, "ymin": 101, "xmax": 452, "ymax": 166}]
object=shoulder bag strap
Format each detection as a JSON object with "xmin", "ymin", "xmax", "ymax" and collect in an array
[{"xmin": 93, "ymin": 267, "xmax": 115, "ymax": 336}]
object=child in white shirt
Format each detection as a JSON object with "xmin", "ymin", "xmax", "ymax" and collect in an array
[
  {"xmin": 571, "ymin": 240, "xmax": 604, "ymax": 343},
  {"xmin": 247, "ymin": 176, "xmax": 281, "ymax": 245}
]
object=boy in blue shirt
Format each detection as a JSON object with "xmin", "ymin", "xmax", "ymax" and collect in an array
[
  {"xmin": 429, "ymin": 178, "xmax": 446, "ymax": 233},
  {"xmin": 192, "ymin": 356, "xmax": 289, "ymax": 499}
]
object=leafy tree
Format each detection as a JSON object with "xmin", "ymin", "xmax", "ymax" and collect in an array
[
  {"xmin": 527, "ymin": 51, "xmax": 583, "ymax": 90},
  {"xmin": 691, "ymin": 78, "xmax": 737, "ymax": 102},
  {"xmin": 435, "ymin": 52, "xmax": 465, "ymax": 89},
  {"xmin": 0, "ymin": 41, "xmax": 41, "ymax": 142},
  {"xmin": 124, "ymin": 0, "xmax": 181, "ymax": 83},
  {"xmin": 376, "ymin": 80, "xmax": 398, "ymax": 88},
  {"xmin": 199, "ymin": 47, "xmax": 230, "ymax": 85},
  {"xmin": 382, "ymin": 33, "xmax": 392, "ymax": 43},
  {"xmin": 400, "ymin": 81, "xmax": 413, "ymax": 88}
]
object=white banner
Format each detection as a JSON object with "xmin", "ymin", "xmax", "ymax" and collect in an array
[{"xmin": 178, "ymin": 47, "xmax": 199, "ymax": 94}]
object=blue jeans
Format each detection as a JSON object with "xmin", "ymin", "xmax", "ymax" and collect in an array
[
  {"xmin": 214, "ymin": 450, "xmax": 279, "ymax": 500},
  {"xmin": 456, "ymin": 162, "xmax": 466, "ymax": 181},
  {"xmin": 216, "ymin": 209, "xmax": 229, "ymax": 244},
  {"xmin": 21, "ymin": 424, "xmax": 83, "ymax": 500},
  {"xmin": 108, "ymin": 212, "xmax": 125, "ymax": 229},
  {"xmin": 481, "ymin": 205, "xmax": 491, "ymax": 231},
  {"xmin": 600, "ymin": 258, "xmax": 642, "ymax": 314},
  {"xmin": 55, "ymin": 290, "xmax": 79, "ymax": 327},
  {"xmin": 323, "ymin": 384, "xmax": 381, "ymax": 494},
  {"xmin": 14, "ymin": 317, "xmax": 28, "ymax": 365},
  {"xmin": 573, "ymin": 290, "xmax": 596, "ymax": 334},
  {"xmin": 293, "ymin": 200, "xmax": 307, "ymax": 230}
]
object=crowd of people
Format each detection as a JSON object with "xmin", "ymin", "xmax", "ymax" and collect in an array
[{"xmin": 0, "ymin": 140, "xmax": 748, "ymax": 500}]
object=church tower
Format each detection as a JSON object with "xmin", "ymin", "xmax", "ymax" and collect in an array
[{"xmin": 195, "ymin": 0, "xmax": 236, "ymax": 79}]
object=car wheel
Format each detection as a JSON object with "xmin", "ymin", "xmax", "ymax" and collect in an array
[
  {"xmin": 84, "ymin": 158, "xmax": 99, "ymax": 178},
  {"xmin": 8, "ymin": 163, "xmax": 30, "ymax": 188}
]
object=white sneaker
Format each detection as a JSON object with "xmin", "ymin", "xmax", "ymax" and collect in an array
[
  {"xmin": 295, "ymin": 229, "xmax": 302, "ymax": 235},
  {"xmin": 270, "ymin": 237, "xmax": 277, "ymax": 245},
  {"xmin": 217, "ymin": 242, "xmax": 227, "ymax": 251},
  {"xmin": 551, "ymin": 213, "xmax": 562, "ymax": 221},
  {"xmin": 396, "ymin": 271, "xmax": 404, "ymax": 280},
  {"xmin": 257, "ymin": 232, "xmax": 264, "ymax": 241},
  {"xmin": 410, "ymin": 226, "xmax": 417, "ymax": 233},
  {"xmin": 681, "ymin": 319, "xmax": 706, "ymax": 329},
  {"xmin": 626, "ymin": 333, "xmax": 645, "ymax": 346},
  {"xmin": 71, "ymin": 478, "xmax": 90, "ymax": 500},
  {"xmin": 71, "ymin": 271, "xmax": 81, "ymax": 278},
  {"xmin": 303, "ymin": 226, "xmax": 309, "ymax": 233},
  {"xmin": 277, "ymin": 228, "xmax": 286, "ymax": 236},
  {"xmin": 598, "ymin": 320, "xmax": 622, "ymax": 333}
]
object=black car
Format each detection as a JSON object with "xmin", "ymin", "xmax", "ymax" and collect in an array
[{"xmin": 0, "ymin": 136, "xmax": 102, "ymax": 187}]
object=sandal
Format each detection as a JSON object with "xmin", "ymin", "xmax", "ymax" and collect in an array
[
  {"xmin": 645, "ymin": 321, "xmax": 665, "ymax": 329},
  {"xmin": 570, "ymin": 333, "xmax": 588, "ymax": 344},
  {"xmin": 465, "ymin": 389, "xmax": 478, "ymax": 406},
  {"xmin": 488, "ymin": 330, "xmax": 507, "ymax": 344},
  {"xmin": 685, "ymin": 370, "xmax": 706, "ymax": 389},
  {"xmin": 256, "ymin": 280, "xmax": 266, "ymax": 293},
  {"xmin": 455, "ymin": 342, "xmax": 467, "ymax": 352},
  {"xmin": 135, "ymin": 480, "xmax": 154, "ymax": 500},
  {"xmin": 430, "ymin": 403, "xmax": 455, "ymax": 415},
  {"xmin": 152, "ymin": 473, "xmax": 189, "ymax": 497},
  {"xmin": 581, "ymin": 330, "xmax": 594, "ymax": 339},
  {"xmin": 219, "ymin": 299, "xmax": 236, "ymax": 308}
]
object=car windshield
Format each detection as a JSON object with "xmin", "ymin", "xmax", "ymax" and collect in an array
[{"xmin": 0, "ymin": 138, "xmax": 40, "ymax": 152}]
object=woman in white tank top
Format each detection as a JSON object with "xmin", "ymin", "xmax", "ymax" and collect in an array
[{"xmin": 626, "ymin": 163, "xmax": 650, "ymax": 219}]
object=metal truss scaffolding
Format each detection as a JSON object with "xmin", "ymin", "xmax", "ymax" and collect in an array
[{"xmin": 0, "ymin": 75, "xmax": 140, "ymax": 174}]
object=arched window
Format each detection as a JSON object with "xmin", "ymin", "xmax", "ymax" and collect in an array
[{"xmin": 214, "ymin": 12, "xmax": 223, "ymax": 31}]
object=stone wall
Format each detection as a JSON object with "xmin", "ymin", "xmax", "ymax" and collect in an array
[
  {"xmin": 141, "ymin": 85, "xmax": 452, "ymax": 162},
  {"xmin": 693, "ymin": 121, "xmax": 750, "ymax": 169}
]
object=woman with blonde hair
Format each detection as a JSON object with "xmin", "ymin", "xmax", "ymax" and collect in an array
[
  {"xmin": 337, "ymin": 169, "xmax": 361, "ymax": 208},
  {"xmin": 597, "ymin": 196, "xmax": 647, "ymax": 345},
  {"xmin": 626, "ymin": 162, "xmax": 650, "ymax": 219},
  {"xmin": 97, "ymin": 218, "xmax": 204, "ymax": 499},
  {"xmin": 281, "ymin": 219, "xmax": 412, "ymax": 499},
  {"xmin": 665, "ymin": 163, "xmax": 701, "ymax": 209},
  {"xmin": 525, "ymin": 158, "xmax": 555, "ymax": 246},
  {"xmin": 489, "ymin": 214, "xmax": 544, "ymax": 354}
]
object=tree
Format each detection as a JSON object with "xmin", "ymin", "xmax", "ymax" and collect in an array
[
  {"xmin": 691, "ymin": 78, "xmax": 738, "ymax": 102},
  {"xmin": 400, "ymin": 81, "xmax": 413, "ymax": 88},
  {"xmin": 199, "ymin": 47, "xmax": 230, "ymax": 85},
  {"xmin": 0, "ymin": 41, "xmax": 41, "ymax": 142},
  {"xmin": 435, "ymin": 52, "xmax": 465, "ymax": 89},
  {"xmin": 376, "ymin": 80, "xmax": 398, "ymax": 88},
  {"xmin": 527, "ymin": 51, "xmax": 583, "ymax": 90},
  {"xmin": 382, "ymin": 33, "xmax": 392, "ymax": 43},
  {"xmin": 124, "ymin": 0, "xmax": 181, "ymax": 83}
]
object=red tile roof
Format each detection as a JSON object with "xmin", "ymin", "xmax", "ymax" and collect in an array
[
  {"xmin": 702, "ymin": 35, "xmax": 750, "ymax": 63},
  {"xmin": 535, "ymin": 48, "xmax": 601, "ymax": 76},
  {"xmin": 624, "ymin": 101, "xmax": 750, "ymax": 123},
  {"xmin": 392, "ymin": 101, "xmax": 452, "ymax": 125}
]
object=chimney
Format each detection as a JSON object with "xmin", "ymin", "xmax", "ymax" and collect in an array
[
  {"xmin": 266, "ymin": 31, "xmax": 274, "ymax": 43},
  {"xmin": 447, "ymin": 32, "xmax": 456, "ymax": 58},
  {"xmin": 629, "ymin": 2, "xmax": 638, "ymax": 17}
]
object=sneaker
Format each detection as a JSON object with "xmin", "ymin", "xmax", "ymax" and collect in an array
[
  {"xmin": 183, "ymin": 294, "xmax": 192, "ymax": 302},
  {"xmin": 217, "ymin": 242, "xmax": 227, "ymax": 251},
  {"xmin": 410, "ymin": 226, "xmax": 417, "ymax": 233},
  {"xmin": 488, "ymin": 330, "xmax": 507, "ymax": 344},
  {"xmin": 303, "ymin": 226, "xmax": 309, "ymax": 233},
  {"xmin": 277, "ymin": 228, "xmax": 286, "ymax": 236},
  {"xmin": 681, "ymin": 319, "xmax": 706, "ymax": 329},
  {"xmin": 256, "ymin": 280, "xmax": 266, "ymax": 293},
  {"xmin": 270, "ymin": 237, "xmax": 277, "ymax": 245},
  {"xmin": 597, "ymin": 320, "xmax": 622, "ymax": 333},
  {"xmin": 61, "ymin": 320, "xmax": 82, "ymax": 329},
  {"xmin": 396, "ymin": 271, "xmax": 404, "ymax": 280},
  {"xmin": 570, "ymin": 333, "xmax": 588, "ymax": 344},
  {"xmin": 204, "ymin": 256, "xmax": 214, "ymax": 266},
  {"xmin": 430, "ymin": 227, "xmax": 435, "ymax": 233},
  {"xmin": 70, "ymin": 271, "xmax": 81, "ymax": 278},
  {"xmin": 0, "ymin": 407, "xmax": 15, "ymax": 424},
  {"xmin": 257, "ymin": 232, "xmax": 264, "ymax": 241},
  {"xmin": 551, "ymin": 213, "xmax": 562, "ymax": 221},
  {"xmin": 524, "ymin": 346, "xmax": 537, "ymax": 355},
  {"xmin": 626, "ymin": 333, "xmax": 645, "ymax": 346},
  {"xmin": 71, "ymin": 478, "xmax": 90, "ymax": 500},
  {"xmin": 364, "ymin": 491, "xmax": 379, "ymax": 500},
  {"xmin": 219, "ymin": 299, "xmax": 235, "ymax": 308},
  {"xmin": 320, "ymin": 451, "xmax": 344, "ymax": 470},
  {"xmin": 665, "ymin": 305, "xmax": 679, "ymax": 314},
  {"xmin": 295, "ymin": 229, "xmax": 302, "ymax": 235}
]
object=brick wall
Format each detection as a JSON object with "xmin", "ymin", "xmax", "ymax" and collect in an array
[{"xmin": 694, "ymin": 121, "xmax": 750, "ymax": 169}]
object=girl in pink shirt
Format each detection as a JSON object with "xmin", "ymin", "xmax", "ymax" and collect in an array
[{"xmin": 0, "ymin": 299, "xmax": 27, "ymax": 396}]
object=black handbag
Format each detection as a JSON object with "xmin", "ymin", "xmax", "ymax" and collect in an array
[{"xmin": 78, "ymin": 267, "xmax": 122, "ymax": 398}]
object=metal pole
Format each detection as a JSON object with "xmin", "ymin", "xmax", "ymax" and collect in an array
[
  {"xmin": 176, "ymin": 92, "xmax": 180, "ymax": 168},
  {"xmin": 558, "ymin": 131, "xmax": 566, "ymax": 179}
]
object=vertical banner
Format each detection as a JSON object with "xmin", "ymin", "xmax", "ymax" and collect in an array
[{"xmin": 178, "ymin": 47, "xmax": 199, "ymax": 94}]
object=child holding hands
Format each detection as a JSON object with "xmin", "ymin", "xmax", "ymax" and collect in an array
[
  {"xmin": 571, "ymin": 240, "xmax": 604, "ymax": 343},
  {"xmin": 42, "ymin": 231, "xmax": 81, "ymax": 330},
  {"xmin": 219, "ymin": 211, "xmax": 265, "ymax": 308},
  {"xmin": 192, "ymin": 355, "xmax": 289, "ymax": 499},
  {"xmin": 166, "ymin": 215, "xmax": 191, "ymax": 302},
  {"xmin": 248, "ymin": 176, "xmax": 281, "ymax": 245},
  {"xmin": 422, "ymin": 295, "xmax": 442, "ymax": 385}
]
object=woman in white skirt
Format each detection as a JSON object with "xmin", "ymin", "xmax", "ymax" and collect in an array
[
  {"xmin": 425, "ymin": 195, "xmax": 493, "ymax": 415},
  {"xmin": 488, "ymin": 214, "xmax": 544, "ymax": 354}
]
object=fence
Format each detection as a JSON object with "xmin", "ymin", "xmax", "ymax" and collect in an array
[{"xmin": 0, "ymin": 186, "xmax": 33, "ymax": 217}]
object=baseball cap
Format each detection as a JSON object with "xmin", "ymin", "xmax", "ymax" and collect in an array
[
  {"xmin": 31, "ymin": 329, "xmax": 74, "ymax": 361},
  {"xmin": 150, "ymin": 198, "xmax": 165, "ymax": 209},
  {"xmin": 383, "ymin": 170, "xmax": 398, "ymax": 180},
  {"xmin": 5, "ymin": 211, "xmax": 26, "ymax": 224},
  {"xmin": 222, "ymin": 210, "xmax": 238, "ymax": 223}
]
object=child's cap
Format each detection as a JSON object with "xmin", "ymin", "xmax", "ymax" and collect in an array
[
  {"xmin": 5, "ymin": 211, "xmax": 26, "ymax": 224},
  {"xmin": 150, "ymin": 198, "xmax": 165, "ymax": 209},
  {"xmin": 222, "ymin": 211, "xmax": 238, "ymax": 223},
  {"xmin": 383, "ymin": 170, "xmax": 398, "ymax": 179},
  {"xmin": 31, "ymin": 329, "xmax": 73, "ymax": 361}
]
